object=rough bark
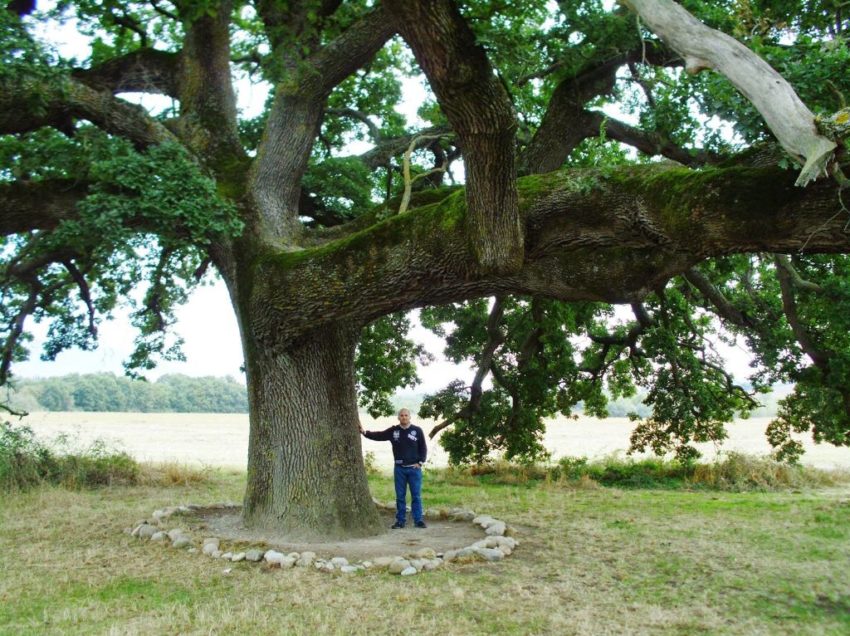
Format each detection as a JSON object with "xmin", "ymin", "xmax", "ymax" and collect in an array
[
  {"xmin": 239, "ymin": 319, "xmax": 383, "ymax": 538},
  {"xmin": 249, "ymin": 6, "xmax": 395, "ymax": 242},
  {"xmin": 246, "ymin": 164, "xmax": 848, "ymax": 351},
  {"xmin": 71, "ymin": 48, "xmax": 181, "ymax": 96},
  {"xmin": 386, "ymin": 0, "xmax": 523, "ymax": 273},
  {"xmin": 622, "ymin": 0, "xmax": 837, "ymax": 185},
  {"xmin": 0, "ymin": 78, "xmax": 175, "ymax": 146}
]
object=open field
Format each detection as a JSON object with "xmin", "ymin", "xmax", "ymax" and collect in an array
[
  {"xmin": 16, "ymin": 411, "xmax": 850, "ymax": 470},
  {"xmin": 1, "ymin": 470, "xmax": 849, "ymax": 635}
]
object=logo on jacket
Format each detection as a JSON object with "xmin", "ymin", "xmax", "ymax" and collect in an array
[
  {"xmin": 393, "ymin": 430, "xmax": 400, "ymax": 440},
  {"xmin": 408, "ymin": 430, "xmax": 417, "ymax": 441}
]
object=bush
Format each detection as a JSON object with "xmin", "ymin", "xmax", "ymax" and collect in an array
[
  {"xmin": 434, "ymin": 452, "xmax": 848, "ymax": 492},
  {"xmin": 0, "ymin": 421, "xmax": 56, "ymax": 490},
  {"xmin": 688, "ymin": 452, "xmax": 844, "ymax": 491},
  {"xmin": 0, "ymin": 421, "xmax": 141, "ymax": 491},
  {"xmin": 363, "ymin": 451, "xmax": 380, "ymax": 476}
]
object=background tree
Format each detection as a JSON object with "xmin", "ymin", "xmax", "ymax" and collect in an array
[{"xmin": 1, "ymin": 0, "xmax": 849, "ymax": 539}]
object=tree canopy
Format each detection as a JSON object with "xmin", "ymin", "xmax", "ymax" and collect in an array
[{"xmin": 2, "ymin": 0, "xmax": 850, "ymax": 535}]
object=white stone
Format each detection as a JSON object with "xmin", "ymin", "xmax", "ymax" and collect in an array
[
  {"xmin": 264, "ymin": 550, "xmax": 285, "ymax": 566},
  {"xmin": 442, "ymin": 550, "xmax": 458, "ymax": 562},
  {"xmin": 362, "ymin": 561, "xmax": 373, "ymax": 569},
  {"xmin": 138, "ymin": 525, "xmax": 158, "ymax": 539},
  {"xmin": 473, "ymin": 547, "xmax": 504, "ymax": 562},
  {"xmin": 287, "ymin": 552, "xmax": 300, "ymax": 560},
  {"xmin": 279, "ymin": 556, "xmax": 297, "ymax": 568},
  {"xmin": 211, "ymin": 550, "xmax": 223, "ymax": 559},
  {"xmin": 340, "ymin": 565, "xmax": 358, "ymax": 574},
  {"xmin": 231, "ymin": 552, "xmax": 246, "ymax": 562},
  {"xmin": 472, "ymin": 515, "xmax": 495, "ymax": 527},
  {"xmin": 245, "ymin": 549, "xmax": 264, "ymax": 562},
  {"xmin": 423, "ymin": 559, "xmax": 441, "ymax": 571},
  {"xmin": 450, "ymin": 509, "xmax": 475, "ymax": 522},
  {"xmin": 410, "ymin": 559, "xmax": 426, "ymax": 570},
  {"xmin": 150, "ymin": 531, "xmax": 167, "ymax": 542},
  {"xmin": 167, "ymin": 528, "xmax": 187, "ymax": 541},
  {"xmin": 296, "ymin": 551, "xmax": 316, "ymax": 567},
  {"xmin": 221, "ymin": 552, "xmax": 233, "ymax": 560},
  {"xmin": 485, "ymin": 521, "xmax": 506, "ymax": 536},
  {"xmin": 373, "ymin": 556, "xmax": 396, "ymax": 568},
  {"xmin": 400, "ymin": 566, "xmax": 417, "ymax": 576},
  {"xmin": 388, "ymin": 559, "xmax": 411, "ymax": 575},
  {"xmin": 172, "ymin": 536, "xmax": 192, "ymax": 549},
  {"xmin": 497, "ymin": 545, "xmax": 513, "ymax": 556},
  {"xmin": 202, "ymin": 543, "xmax": 219, "ymax": 556},
  {"xmin": 489, "ymin": 535, "xmax": 518, "ymax": 549},
  {"xmin": 413, "ymin": 547, "xmax": 436, "ymax": 559},
  {"xmin": 203, "ymin": 537, "xmax": 220, "ymax": 547},
  {"xmin": 330, "ymin": 557, "xmax": 349, "ymax": 567}
]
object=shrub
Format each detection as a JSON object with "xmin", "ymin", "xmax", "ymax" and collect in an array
[
  {"xmin": 0, "ymin": 421, "xmax": 141, "ymax": 491},
  {"xmin": 688, "ymin": 452, "xmax": 845, "ymax": 491},
  {"xmin": 363, "ymin": 451, "xmax": 380, "ymax": 476},
  {"xmin": 434, "ymin": 452, "xmax": 849, "ymax": 492},
  {"xmin": 0, "ymin": 421, "xmax": 57, "ymax": 490}
]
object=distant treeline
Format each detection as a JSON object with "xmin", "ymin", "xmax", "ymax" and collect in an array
[{"xmin": 5, "ymin": 373, "xmax": 248, "ymax": 413}]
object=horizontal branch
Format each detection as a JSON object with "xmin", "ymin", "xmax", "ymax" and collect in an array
[
  {"xmin": 0, "ymin": 77, "xmax": 175, "ymax": 147},
  {"xmin": 357, "ymin": 126, "xmax": 453, "ymax": 170},
  {"xmin": 0, "ymin": 180, "xmax": 89, "ymax": 236},
  {"xmin": 598, "ymin": 113, "xmax": 720, "ymax": 166},
  {"xmin": 71, "ymin": 48, "xmax": 181, "ymax": 97},
  {"xmin": 248, "ymin": 163, "xmax": 850, "ymax": 350}
]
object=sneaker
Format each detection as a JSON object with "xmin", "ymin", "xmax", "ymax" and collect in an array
[
  {"xmin": 391, "ymin": 522, "xmax": 405, "ymax": 529},
  {"xmin": 414, "ymin": 521, "xmax": 427, "ymax": 529}
]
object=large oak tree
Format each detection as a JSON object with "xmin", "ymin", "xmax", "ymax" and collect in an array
[{"xmin": 2, "ymin": 0, "xmax": 849, "ymax": 539}]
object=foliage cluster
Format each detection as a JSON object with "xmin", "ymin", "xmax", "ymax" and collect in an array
[
  {"xmin": 0, "ymin": 420, "xmax": 140, "ymax": 491},
  {"xmin": 5, "ymin": 373, "xmax": 248, "ymax": 413}
]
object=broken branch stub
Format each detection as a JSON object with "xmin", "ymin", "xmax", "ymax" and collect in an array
[{"xmin": 621, "ymin": 0, "xmax": 837, "ymax": 186}]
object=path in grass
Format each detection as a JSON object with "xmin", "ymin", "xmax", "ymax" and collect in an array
[{"xmin": 19, "ymin": 411, "xmax": 850, "ymax": 470}]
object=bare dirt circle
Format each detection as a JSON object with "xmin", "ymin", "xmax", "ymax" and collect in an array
[{"xmin": 192, "ymin": 507, "xmax": 487, "ymax": 560}]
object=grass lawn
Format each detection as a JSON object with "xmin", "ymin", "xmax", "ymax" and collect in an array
[{"xmin": 1, "ymin": 468, "xmax": 849, "ymax": 635}]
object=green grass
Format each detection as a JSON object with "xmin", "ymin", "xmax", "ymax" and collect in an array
[{"xmin": 1, "ymin": 463, "xmax": 849, "ymax": 635}]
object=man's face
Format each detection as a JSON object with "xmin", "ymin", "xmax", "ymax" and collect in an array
[{"xmin": 398, "ymin": 410, "xmax": 411, "ymax": 427}]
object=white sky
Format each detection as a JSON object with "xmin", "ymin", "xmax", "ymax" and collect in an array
[{"xmin": 14, "ymin": 2, "xmax": 755, "ymax": 391}]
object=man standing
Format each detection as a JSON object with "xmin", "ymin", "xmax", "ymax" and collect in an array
[{"xmin": 360, "ymin": 408, "xmax": 428, "ymax": 529}]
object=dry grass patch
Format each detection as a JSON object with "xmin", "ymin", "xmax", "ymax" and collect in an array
[
  {"xmin": 138, "ymin": 461, "xmax": 215, "ymax": 487},
  {"xmin": 1, "ymin": 468, "xmax": 849, "ymax": 635}
]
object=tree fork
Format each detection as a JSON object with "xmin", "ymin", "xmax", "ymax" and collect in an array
[{"xmin": 386, "ymin": 0, "xmax": 523, "ymax": 273}]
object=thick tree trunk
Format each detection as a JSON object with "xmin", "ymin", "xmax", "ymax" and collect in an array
[{"xmin": 239, "ymin": 321, "xmax": 383, "ymax": 539}]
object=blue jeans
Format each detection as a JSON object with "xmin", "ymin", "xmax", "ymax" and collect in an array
[{"xmin": 394, "ymin": 465, "xmax": 423, "ymax": 525}]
